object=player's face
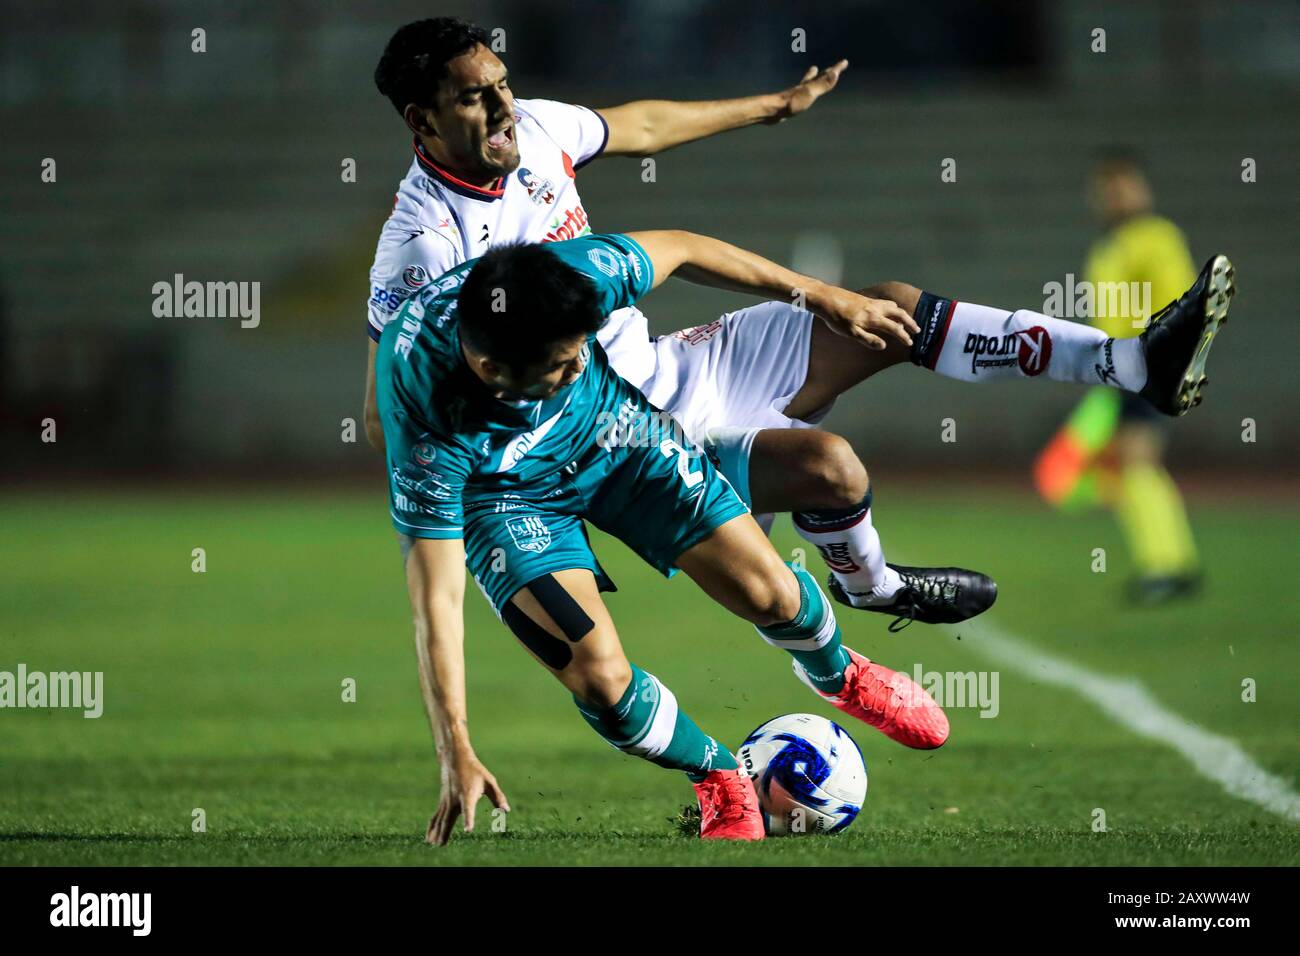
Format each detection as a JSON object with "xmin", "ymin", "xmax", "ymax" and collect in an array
[
  {"xmin": 499, "ymin": 337, "xmax": 588, "ymax": 401},
  {"xmin": 433, "ymin": 45, "xmax": 519, "ymax": 180},
  {"xmin": 1089, "ymin": 167, "xmax": 1152, "ymax": 225}
]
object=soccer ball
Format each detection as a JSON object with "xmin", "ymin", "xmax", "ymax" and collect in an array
[{"xmin": 737, "ymin": 713, "xmax": 867, "ymax": 835}]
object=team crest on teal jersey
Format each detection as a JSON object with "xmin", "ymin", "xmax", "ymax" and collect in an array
[{"xmin": 507, "ymin": 515, "xmax": 552, "ymax": 553}]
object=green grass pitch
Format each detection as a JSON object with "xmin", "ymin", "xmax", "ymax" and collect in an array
[{"xmin": 1, "ymin": 487, "xmax": 1297, "ymax": 866}]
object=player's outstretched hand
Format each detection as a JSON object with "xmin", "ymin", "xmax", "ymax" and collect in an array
[
  {"xmin": 765, "ymin": 60, "xmax": 849, "ymax": 124},
  {"xmin": 811, "ymin": 285, "xmax": 920, "ymax": 351},
  {"xmin": 426, "ymin": 751, "xmax": 511, "ymax": 846}
]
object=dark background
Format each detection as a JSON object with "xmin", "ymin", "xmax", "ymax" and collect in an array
[{"xmin": 2, "ymin": 0, "xmax": 1297, "ymax": 478}]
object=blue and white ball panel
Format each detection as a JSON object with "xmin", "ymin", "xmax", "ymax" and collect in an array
[{"xmin": 737, "ymin": 713, "xmax": 867, "ymax": 835}]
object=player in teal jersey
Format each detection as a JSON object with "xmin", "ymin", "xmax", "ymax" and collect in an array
[
  {"xmin": 378, "ymin": 230, "xmax": 953, "ymax": 841},
  {"xmin": 379, "ymin": 233, "xmax": 754, "ymax": 612},
  {"xmin": 381, "ymin": 225, "xmax": 1233, "ymax": 842}
]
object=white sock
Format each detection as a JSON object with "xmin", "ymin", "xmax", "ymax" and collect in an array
[
  {"xmin": 912, "ymin": 294, "xmax": 1147, "ymax": 390},
  {"xmin": 794, "ymin": 500, "xmax": 904, "ymax": 607}
]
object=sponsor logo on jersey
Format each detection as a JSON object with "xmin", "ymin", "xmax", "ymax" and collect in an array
[
  {"xmin": 391, "ymin": 491, "xmax": 456, "ymax": 523},
  {"xmin": 670, "ymin": 320, "xmax": 723, "ymax": 346},
  {"xmin": 544, "ymin": 204, "xmax": 590, "ymax": 242},
  {"xmin": 371, "ymin": 283, "xmax": 413, "ymax": 314},
  {"xmin": 507, "ymin": 515, "xmax": 552, "ymax": 554},
  {"xmin": 402, "ymin": 265, "xmax": 430, "ymax": 289},
  {"xmin": 516, "ymin": 167, "xmax": 556, "ymax": 205},
  {"xmin": 411, "ymin": 442, "xmax": 436, "ymax": 466},
  {"xmin": 962, "ymin": 327, "xmax": 1053, "ymax": 376},
  {"xmin": 392, "ymin": 466, "xmax": 454, "ymax": 502}
]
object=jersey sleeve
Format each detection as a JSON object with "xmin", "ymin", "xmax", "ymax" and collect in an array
[
  {"xmin": 515, "ymin": 98, "xmax": 609, "ymax": 169},
  {"xmin": 367, "ymin": 223, "xmax": 462, "ymax": 341},
  {"xmin": 384, "ymin": 411, "xmax": 476, "ymax": 539},
  {"xmin": 550, "ymin": 233, "xmax": 655, "ymax": 317}
]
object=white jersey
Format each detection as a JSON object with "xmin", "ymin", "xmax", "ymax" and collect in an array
[{"xmin": 367, "ymin": 98, "xmax": 657, "ymax": 390}]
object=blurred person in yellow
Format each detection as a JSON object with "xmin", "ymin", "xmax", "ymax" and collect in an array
[{"xmin": 1034, "ymin": 149, "xmax": 1202, "ymax": 605}]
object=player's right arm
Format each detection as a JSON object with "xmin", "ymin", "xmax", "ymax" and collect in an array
[
  {"xmin": 629, "ymin": 229, "xmax": 918, "ymax": 350},
  {"xmin": 382, "ymin": 383, "xmax": 507, "ymax": 842},
  {"xmin": 404, "ymin": 536, "xmax": 510, "ymax": 845}
]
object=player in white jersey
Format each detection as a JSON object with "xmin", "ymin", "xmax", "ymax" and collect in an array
[
  {"xmin": 364, "ymin": 19, "xmax": 997, "ymax": 640},
  {"xmin": 365, "ymin": 19, "xmax": 1232, "ymax": 842},
  {"xmin": 365, "ymin": 96, "xmax": 658, "ymax": 390}
]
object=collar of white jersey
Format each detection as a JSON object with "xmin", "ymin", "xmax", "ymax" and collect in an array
[{"xmin": 413, "ymin": 138, "xmax": 506, "ymax": 202}]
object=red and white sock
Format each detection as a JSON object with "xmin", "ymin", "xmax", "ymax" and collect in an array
[
  {"xmin": 793, "ymin": 493, "xmax": 903, "ymax": 607},
  {"xmin": 911, "ymin": 293, "xmax": 1147, "ymax": 391}
]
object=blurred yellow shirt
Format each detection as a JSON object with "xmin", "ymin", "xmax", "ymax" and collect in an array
[{"xmin": 1083, "ymin": 214, "xmax": 1196, "ymax": 339}]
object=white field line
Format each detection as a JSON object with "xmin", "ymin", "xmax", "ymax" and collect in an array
[{"xmin": 952, "ymin": 619, "xmax": 1300, "ymax": 823}]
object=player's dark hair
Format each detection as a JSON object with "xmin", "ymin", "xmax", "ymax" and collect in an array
[
  {"xmin": 457, "ymin": 243, "xmax": 604, "ymax": 373},
  {"xmin": 374, "ymin": 17, "xmax": 491, "ymax": 116},
  {"xmin": 1093, "ymin": 146, "xmax": 1147, "ymax": 176}
]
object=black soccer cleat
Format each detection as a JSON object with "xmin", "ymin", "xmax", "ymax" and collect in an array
[
  {"xmin": 1128, "ymin": 571, "xmax": 1203, "ymax": 608},
  {"xmin": 826, "ymin": 565, "xmax": 998, "ymax": 632},
  {"xmin": 1138, "ymin": 254, "xmax": 1235, "ymax": 416}
]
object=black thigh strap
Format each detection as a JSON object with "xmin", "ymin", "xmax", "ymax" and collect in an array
[
  {"xmin": 527, "ymin": 574, "xmax": 596, "ymax": 643},
  {"xmin": 500, "ymin": 574, "xmax": 597, "ymax": 670},
  {"xmin": 501, "ymin": 603, "xmax": 573, "ymax": 670}
]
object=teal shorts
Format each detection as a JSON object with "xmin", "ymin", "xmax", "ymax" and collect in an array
[{"xmin": 461, "ymin": 433, "xmax": 749, "ymax": 614}]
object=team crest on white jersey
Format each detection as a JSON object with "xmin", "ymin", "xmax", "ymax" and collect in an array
[
  {"xmin": 517, "ymin": 167, "xmax": 556, "ymax": 206},
  {"xmin": 507, "ymin": 515, "xmax": 552, "ymax": 553}
]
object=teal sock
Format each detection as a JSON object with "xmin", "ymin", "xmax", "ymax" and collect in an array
[
  {"xmin": 574, "ymin": 663, "xmax": 737, "ymax": 783},
  {"xmin": 756, "ymin": 563, "xmax": 850, "ymax": 694}
]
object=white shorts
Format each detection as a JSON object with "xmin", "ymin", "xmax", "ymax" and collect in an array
[{"xmin": 641, "ymin": 301, "xmax": 830, "ymax": 506}]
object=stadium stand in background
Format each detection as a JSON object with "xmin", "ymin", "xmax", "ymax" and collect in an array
[{"xmin": 1, "ymin": 0, "xmax": 1296, "ymax": 473}]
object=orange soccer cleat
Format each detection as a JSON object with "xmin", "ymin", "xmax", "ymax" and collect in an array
[
  {"xmin": 794, "ymin": 648, "xmax": 950, "ymax": 749},
  {"xmin": 692, "ymin": 767, "xmax": 766, "ymax": 840}
]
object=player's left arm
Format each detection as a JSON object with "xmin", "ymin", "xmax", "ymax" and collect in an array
[
  {"xmin": 628, "ymin": 229, "xmax": 917, "ymax": 350},
  {"xmin": 597, "ymin": 62, "xmax": 847, "ymax": 157}
]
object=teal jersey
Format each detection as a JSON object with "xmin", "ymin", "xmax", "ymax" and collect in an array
[{"xmin": 376, "ymin": 233, "xmax": 656, "ymax": 539}]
